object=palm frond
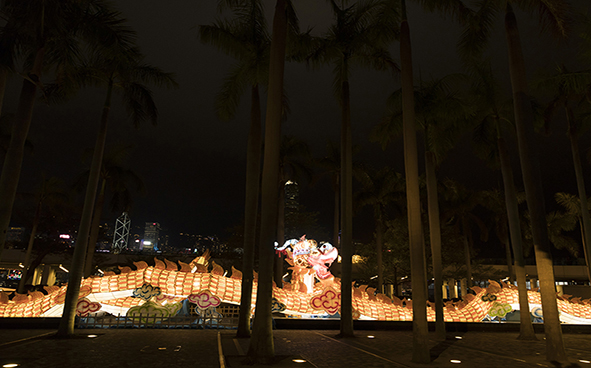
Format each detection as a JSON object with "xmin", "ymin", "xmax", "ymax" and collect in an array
[
  {"xmin": 130, "ymin": 64, "xmax": 178, "ymax": 90},
  {"xmin": 122, "ymin": 82, "xmax": 158, "ymax": 127},
  {"xmin": 457, "ymin": 0, "xmax": 499, "ymax": 64},
  {"xmin": 215, "ymin": 63, "xmax": 251, "ymax": 121},
  {"xmin": 524, "ymin": 0, "xmax": 572, "ymax": 38},
  {"xmin": 199, "ymin": 22, "xmax": 252, "ymax": 59}
]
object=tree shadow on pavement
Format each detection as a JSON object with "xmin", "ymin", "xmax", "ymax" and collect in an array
[{"xmin": 428, "ymin": 335, "xmax": 460, "ymax": 362}]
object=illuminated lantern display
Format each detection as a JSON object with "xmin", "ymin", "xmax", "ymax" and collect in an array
[
  {"xmin": 271, "ymin": 298, "xmax": 286, "ymax": 313},
  {"xmin": 0, "ymin": 244, "xmax": 590, "ymax": 324},
  {"xmin": 310, "ymin": 287, "xmax": 340, "ymax": 315},
  {"xmin": 275, "ymin": 235, "xmax": 339, "ymax": 293},
  {"xmin": 76, "ymin": 298, "xmax": 101, "ymax": 317}
]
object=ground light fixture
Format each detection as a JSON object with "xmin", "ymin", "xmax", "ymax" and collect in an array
[
  {"xmin": 87, "ymin": 335, "xmax": 98, "ymax": 338},
  {"xmin": 580, "ymin": 360, "xmax": 591, "ymax": 364},
  {"xmin": 3, "ymin": 364, "xmax": 20, "ymax": 368},
  {"xmin": 292, "ymin": 359, "xmax": 307, "ymax": 363},
  {"xmin": 367, "ymin": 335, "xmax": 375, "ymax": 339},
  {"xmin": 450, "ymin": 360, "xmax": 461, "ymax": 364},
  {"xmin": 455, "ymin": 336, "xmax": 462, "ymax": 340}
]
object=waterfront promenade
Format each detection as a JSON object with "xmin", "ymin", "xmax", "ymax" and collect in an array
[{"xmin": 1, "ymin": 325, "xmax": 591, "ymax": 367}]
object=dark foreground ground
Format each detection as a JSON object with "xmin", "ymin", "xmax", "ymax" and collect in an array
[{"xmin": 1, "ymin": 324, "xmax": 590, "ymax": 368}]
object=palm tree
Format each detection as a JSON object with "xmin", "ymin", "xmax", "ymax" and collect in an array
[
  {"xmin": 74, "ymin": 144, "xmax": 144, "ymax": 277},
  {"xmin": 56, "ymin": 23, "xmax": 176, "ymax": 337},
  {"xmin": 246, "ymin": 0, "xmax": 292, "ymax": 363},
  {"xmin": 355, "ymin": 167, "xmax": 405, "ymax": 294},
  {"xmin": 314, "ymin": 141, "xmax": 363, "ymax": 249},
  {"xmin": 481, "ymin": 190, "xmax": 516, "ymax": 276},
  {"xmin": 469, "ymin": 61, "xmax": 536, "ymax": 339},
  {"xmin": 555, "ymin": 192, "xmax": 591, "ymax": 279},
  {"xmin": 17, "ymin": 176, "xmax": 69, "ymax": 293},
  {"xmin": 373, "ymin": 74, "xmax": 469, "ymax": 340},
  {"xmin": 398, "ymin": 0, "xmax": 429, "ymax": 361},
  {"xmin": 459, "ymin": 0, "xmax": 571, "ymax": 360},
  {"xmin": 0, "ymin": 0, "xmax": 135, "ymax": 260},
  {"xmin": 276, "ymin": 135, "xmax": 313, "ymax": 286},
  {"xmin": 199, "ymin": 0, "xmax": 269, "ymax": 338},
  {"xmin": 305, "ymin": 0, "xmax": 397, "ymax": 338},
  {"xmin": 316, "ymin": 141, "xmax": 341, "ymax": 248},
  {"xmin": 440, "ymin": 179, "xmax": 488, "ymax": 294},
  {"xmin": 521, "ymin": 209, "xmax": 579, "ymax": 259},
  {"xmin": 540, "ymin": 65, "xmax": 591, "ymax": 282}
]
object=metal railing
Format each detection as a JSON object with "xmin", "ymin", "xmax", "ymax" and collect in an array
[{"xmin": 76, "ymin": 313, "xmax": 238, "ymax": 329}]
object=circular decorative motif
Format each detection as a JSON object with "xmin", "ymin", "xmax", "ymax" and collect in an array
[
  {"xmin": 310, "ymin": 287, "xmax": 341, "ymax": 315},
  {"xmin": 488, "ymin": 302, "xmax": 512, "ymax": 318},
  {"xmin": 127, "ymin": 301, "xmax": 170, "ymax": 323},
  {"xmin": 531, "ymin": 307, "xmax": 543, "ymax": 319},
  {"xmin": 132, "ymin": 284, "xmax": 162, "ymax": 301},
  {"xmin": 188, "ymin": 290, "xmax": 221, "ymax": 310},
  {"xmin": 271, "ymin": 298, "xmax": 286, "ymax": 313},
  {"xmin": 481, "ymin": 293, "xmax": 497, "ymax": 302},
  {"xmin": 76, "ymin": 298, "xmax": 101, "ymax": 317}
]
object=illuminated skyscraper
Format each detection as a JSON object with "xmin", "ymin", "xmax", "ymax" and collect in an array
[
  {"xmin": 143, "ymin": 222, "xmax": 161, "ymax": 251},
  {"xmin": 284, "ymin": 180, "xmax": 299, "ymax": 210}
]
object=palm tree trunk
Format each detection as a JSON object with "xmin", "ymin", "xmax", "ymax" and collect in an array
[
  {"xmin": 568, "ymin": 130, "xmax": 591, "ymax": 282},
  {"xmin": 237, "ymin": 84, "xmax": 262, "ymax": 338},
  {"xmin": 246, "ymin": 0, "xmax": 287, "ymax": 363},
  {"xmin": 275, "ymin": 184, "xmax": 285, "ymax": 286},
  {"xmin": 392, "ymin": 265, "xmax": 398, "ymax": 297},
  {"xmin": 0, "ymin": 47, "xmax": 45, "ymax": 260},
  {"xmin": 0, "ymin": 68, "xmax": 7, "ymax": 116},
  {"xmin": 17, "ymin": 200, "xmax": 42, "ymax": 294},
  {"xmin": 56, "ymin": 79, "xmax": 113, "ymax": 337},
  {"xmin": 505, "ymin": 240, "xmax": 514, "ymax": 282},
  {"xmin": 84, "ymin": 179, "xmax": 106, "ymax": 278},
  {"xmin": 400, "ymin": 2, "xmax": 429, "ymax": 362},
  {"xmin": 338, "ymin": 76, "xmax": 354, "ymax": 338},
  {"xmin": 498, "ymin": 135, "xmax": 536, "ymax": 340},
  {"xmin": 504, "ymin": 5, "xmax": 566, "ymax": 361},
  {"xmin": 462, "ymin": 231, "xmax": 472, "ymax": 291},
  {"xmin": 376, "ymin": 213, "xmax": 384, "ymax": 293},
  {"xmin": 425, "ymin": 151, "xmax": 445, "ymax": 341},
  {"xmin": 333, "ymin": 175, "xmax": 340, "ymax": 247}
]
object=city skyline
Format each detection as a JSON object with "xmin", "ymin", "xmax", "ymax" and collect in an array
[{"xmin": 2, "ymin": 0, "xmax": 590, "ymax": 243}]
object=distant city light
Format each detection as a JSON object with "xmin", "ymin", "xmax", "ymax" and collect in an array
[
  {"xmin": 87, "ymin": 335, "xmax": 97, "ymax": 338},
  {"xmin": 59, "ymin": 234, "xmax": 70, "ymax": 239},
  {"xmin": 3, "ymin": 364, "xmax": 20, "ymax": 367},
  {"xmin": 450, "ymin": 360, "xmax": 461, "ymax": 364},
  {"xmin": 367, "ymin": 335, "xmax": 375, "ymax": 339},
  {"xmin": 292, "ymin": 359, "xmax": 306, "ymax": 363}
]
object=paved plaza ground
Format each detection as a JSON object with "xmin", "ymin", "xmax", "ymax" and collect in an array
[{"xmin": 0, "ymin": 326, "xmax": 590, "ymax": 367}]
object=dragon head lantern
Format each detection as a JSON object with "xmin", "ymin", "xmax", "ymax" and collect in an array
[{"xmin": 275, "ymin": 235, "xmax": 338, "ymax": 292}]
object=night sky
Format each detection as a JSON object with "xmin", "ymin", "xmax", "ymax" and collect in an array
[{"xmin": 3, "ymin": 0, "xmax": 591, "ymax": 243}]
